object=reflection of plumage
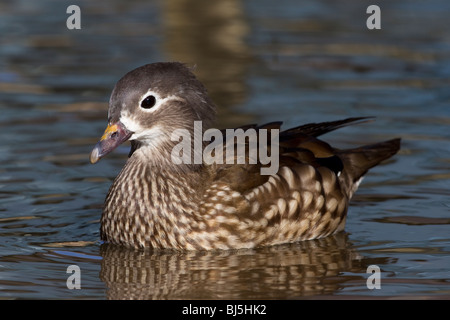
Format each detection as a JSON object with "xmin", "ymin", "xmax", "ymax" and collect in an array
[
  {"xmin": 99, "ymin": 234, "xmax": 374, "ymax": 299},
  {"xmin": 90, "ymin": 62, "xmax": 400, "ymax": 250}
]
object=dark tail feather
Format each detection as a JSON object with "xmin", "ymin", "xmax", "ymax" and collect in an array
[
  {"xmin": 282, "ymin": 117, "xmax": 374, "ymax": 138},
  {"xmin": 338, "ymin": 138, "xmax": 401, "ymax": 197}
]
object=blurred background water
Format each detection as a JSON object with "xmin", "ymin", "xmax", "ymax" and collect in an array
[{"xmin": 0, "ymin": 0, "xmax": 449, "ymax": 299}]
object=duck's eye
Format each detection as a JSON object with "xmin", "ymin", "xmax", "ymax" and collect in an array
[{"xmin": 141, "ymin": 95, "xmax": 156, "ymax": 109}]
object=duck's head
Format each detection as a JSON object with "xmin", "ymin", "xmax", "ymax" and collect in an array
[{"xmin": 90, "ymin": 62, "xmax": 216, "ymax": 164}]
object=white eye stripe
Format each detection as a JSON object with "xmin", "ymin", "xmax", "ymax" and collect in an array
[
  {"xmin": 138, "ymin": 90, "xmax": 162, "ymax": 113},
  {"xmin": 138, "ymin": 90, "xmax": 184, "ymax": 113}
]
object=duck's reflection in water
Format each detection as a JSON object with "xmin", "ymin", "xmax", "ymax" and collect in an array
[{"xmin": 99, "ymin": 233, "xmax": 389, "ymax": 299}]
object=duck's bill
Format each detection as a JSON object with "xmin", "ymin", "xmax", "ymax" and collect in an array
[{"xmin": 90, "ymin": 122, "xmax": 133, "ymax": 164}]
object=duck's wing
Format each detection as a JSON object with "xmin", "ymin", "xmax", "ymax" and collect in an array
[
  {"xmin": 199, "ymin": 118, "xmax": 400, "ymax": 246},
  {"xmin": 205, "ymin": 117, "xmax": 400, "ymax": 199}
]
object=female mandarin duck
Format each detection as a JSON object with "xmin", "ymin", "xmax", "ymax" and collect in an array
[{"xmin": 90, "ymin": 62, "xmax": 400, "ymax": 250}]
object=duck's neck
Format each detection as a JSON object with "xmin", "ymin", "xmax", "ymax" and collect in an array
[{"xmin": 100, "ymin": 147, "xmax": 207, "ymax": 248}]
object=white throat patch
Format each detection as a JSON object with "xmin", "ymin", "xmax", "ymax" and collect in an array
[{"xmin": 120, "ymin": 111, "xmax": 166, "ymax": 146}]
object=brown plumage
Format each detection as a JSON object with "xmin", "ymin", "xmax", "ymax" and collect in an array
[{"xmin": 90, "ymin": 62, "xmax": 400, "ymax": 250}]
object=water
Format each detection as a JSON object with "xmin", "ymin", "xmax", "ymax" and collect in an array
[{"xmin": 1, "ymin": 0, "xmax": 449, "ymax": 299}]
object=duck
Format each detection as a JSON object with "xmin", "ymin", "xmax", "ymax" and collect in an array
[{"xmin": 90, "ymin": 62, "xmax": 400, "ymax": 250}]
